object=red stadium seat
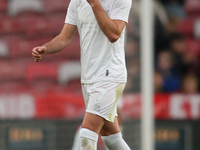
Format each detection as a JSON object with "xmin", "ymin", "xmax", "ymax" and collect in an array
[
  {"xmin": 29, "ymin": 80, "xmax": 81, "ymax": 95},
  {"xmin": 1, "ymin": 36, "xmax": 53, "ymax": 58},
  {"xmin": 25, "ymin": 13, "xmax": 65, "ymax": 37},
  {"xmin": 2, "ymin": 35, "xmax": 80, "ymax": 60},
  {"xmin": 0, "ymin": 13, "xmax": 65, "ymax": 37},
  {"xmin": 28, "ymin": 80, "xmax": 59, "ymax": 94},
  {"xmin": 184, "ymin": 0, "xmax": 200, "ymax": 16},
  {"xmin": 0, "ymin": 0, "xmax": 7, "ymax": 12},
  {"xmin": 0, "ymin": 81, "xmax": 28, "ymax": 93},
  {"xmin": 185, "ymin": 38, "xmax": 200, "ymax": 54},
  {"xmin": 43, "ymin": 0, "xmax": 70, "ymax": 13},
  {"xmin": 0, "ymin": 16, "xmax": 23, "ymax": 35},
  {"xmin": 0, "ymin": 14, "xmax": 39, "ymax": 36},
  {"xmin": 177, "ymin": 17, "xmax": 197, "ymax": 37},
  {"xmin": 64, "ymin": 79, "xmax": 82, "ymax": 93},
  {"xmin": 2, "ymin": 35, "xmax": 79, "ymax": 59},
  {"xmin": 0, "ymin": 60, "xmax": 26, "ymax": 81},
  {"xmin": 25, "ymin": 62, "xmax": 58, "ymax": 82}
]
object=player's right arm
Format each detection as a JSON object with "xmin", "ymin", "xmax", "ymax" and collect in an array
[{"xmin": 32, "ymin": 23, "xmax": 77, "ymax": 62}]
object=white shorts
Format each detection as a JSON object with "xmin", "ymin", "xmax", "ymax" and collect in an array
[
  {"xmin": 81, "ymin": 82, "xmax": 125, "ymax": 122},
  {"xmin": 117, "ymin": 95, "xmax": 123, "ymax": 109}
]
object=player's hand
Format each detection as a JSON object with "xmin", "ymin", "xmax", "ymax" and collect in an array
[{"xmin": 32, "ymin": 46, "xmax": 47, "ymax": 62}]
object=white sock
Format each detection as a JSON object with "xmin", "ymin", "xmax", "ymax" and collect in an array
[
  {"xmin": 103, "ymin": 125, "xmax": 124, "ymax": 150},
  {"xmin": 79, "ymin": 128, "xmax": 98, "ymax": 150},
  {"xmin": 101, "ymin": 132, "xmax": 131, "ymax": 150}
]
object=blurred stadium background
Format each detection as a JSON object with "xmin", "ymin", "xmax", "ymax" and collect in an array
[{"xmin": 0, "ymin": 0, "xmax": 200, "ymax": 149}]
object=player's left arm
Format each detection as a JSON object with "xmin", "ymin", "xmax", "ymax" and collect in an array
[{"xmin": 87, "ymin": 0, "xmax": 131, "ymax": 43}]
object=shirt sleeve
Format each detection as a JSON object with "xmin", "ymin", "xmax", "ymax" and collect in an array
[
  {"xmin": 110, "ymin": 0, "xmax": 132, "ymax": 23},
  {"xmin": 65, "ymin": 0, "xmax": 77, "ymax": 25}
]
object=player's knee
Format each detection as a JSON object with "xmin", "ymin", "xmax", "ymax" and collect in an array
[
  {"xmin": 100, "ymin": 125, "xmax": 120, "ymax": 136},
  {"xmin": 100, "ymin": 128, "xmax": 109, "ymax": 136},
  {"xmin": 100, "ymin": 118, "xmax": 120, "ymax": 136},
  {"xmin": 101, "ymin": 132, "xmax": 131, "ymax": 150},
  {"xmin": 82, "ymin": 113, "xmax": 105, "ymax": 133},
  {"xmin": 81, "ymin": 120, "xmax": 99, "ymax": 133}
]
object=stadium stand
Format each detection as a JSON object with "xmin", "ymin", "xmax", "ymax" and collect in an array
[
  {"xmin": 0, "ymin": 0, "xmax": 199, "ymax": 101},
  {"xmin": 0, "ymin": 0, "xmax": 7, "ymax": 13},
  {"xmin": 42, "ymin": 0, "xmax": 70, "ymax": 13},
  {"xmin": 1, "ymin": 36, "xmax": 52, "ymax": 58},
  {"xmin": 0, "ymin": 60, "xmax": 26, "ymax": 81},
  {"xmin": 0, "ymin": 0, "xmax": 80, "ymax": 95},
  {"xmin": 25, "ymin": 62, "xmax": 58, "ymax": 82},
  {"xmin": 178, "ymin": 17, "xmax": 197, "ymax": 37},
  {"xmin": 0, "ymin": 16, "xmax": 23, "ymax": 35},
  {"xmin": 0, "ymin": 81, "xmax": 28, "ymax": 93},
  {"xmin": 25, "ymin": 13, "xmax": 65, "ymax": 37},
  {"xmin": 1, "ymin": 0, "xmax": 200, "ymax": 149},
  {"xmin": 186, "ymin": 38, "xmax": 200, "ymax": 54},
  {"xmin": 184, "ymin": 0, "xmax": 200, "ymax": 16},
  {"xmin": 0, "ymin": 0, "xmax": 199, "ymax": 95}
]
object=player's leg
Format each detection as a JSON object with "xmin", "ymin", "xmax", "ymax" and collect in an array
[
  {"xmin": 71, "ymin": 111, "xmax": 122, "ymax": 150},
  {"xmin": 100, "ymin": 117, "xmax": 131, "ymax": 150},
  {"xmin": 82, "ymin": 112, "xmax": 105, "ymax": 133},
  {"xmin": 80, "ymin": 112, "xmax": 105, "ymax": 150},
  {"xmin": 71, "ymin": 113, "xmax": 105, "ymax": 150},
  {"xmin": 100, "ymin": 94, "xmax": 130, "ymax": 150},
  {"xmin": 117, "ymin": 96, "xmax": 124, "ymax": 127},
  {"xmin": 104, "ymin": 96, "xmax": 124, "ymax": 150},
  {"xmin": 79, "ymin": 83, "xmax": 105, "ymax": 150},
  {"xmin": 80, "ymin": 113, "xmax": 128, "ymax": 150},
  {"xmin": 79, "ymin": 82, "xmax": 129, "ymax": 150}
]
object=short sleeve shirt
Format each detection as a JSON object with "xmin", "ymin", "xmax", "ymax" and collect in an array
[{"xmin": 65, "ymin": 0, "xmax": 132, "ymax": 84}]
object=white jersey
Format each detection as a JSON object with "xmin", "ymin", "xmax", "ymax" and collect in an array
[{"xmin": 65, "ymin": 0, "xmax": 132, "ymax": 84}]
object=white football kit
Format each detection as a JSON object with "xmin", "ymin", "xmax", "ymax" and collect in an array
[{"xmin": 65, "ymin": 0, "xmax": 131, "ymax": 122}]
